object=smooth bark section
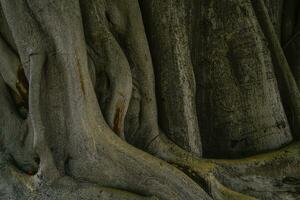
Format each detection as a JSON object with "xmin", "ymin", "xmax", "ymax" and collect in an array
[
  {"xmin": 80, "ymin": 0, "xmax": 132, "ymax": 139},
  {"xmin": 0, "ymin": 35, "xmax": 22, "ymax": 95},
  {"xmin": 0, "ymin": 5, "xmax": 16, "ymax": 50}
]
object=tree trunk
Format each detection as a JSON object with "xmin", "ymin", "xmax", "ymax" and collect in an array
[{"xmin": 0, "ymin": 0, "xmax": 299, "ymax": 199}]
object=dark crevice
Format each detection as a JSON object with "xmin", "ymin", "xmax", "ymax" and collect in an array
[{"xmin": 9, "ymin": 153, "xmax": 38, "ymax": 176}]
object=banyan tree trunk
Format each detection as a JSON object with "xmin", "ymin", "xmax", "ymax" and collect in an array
[{"xmin": 0, "ymin": 0, "xmax": 299, "ymax": 200}]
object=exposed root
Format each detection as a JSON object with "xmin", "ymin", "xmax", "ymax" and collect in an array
[
  {"xmin": 0, "ymin": 154, "xmax": 159, "ymax": 200},
  {"xmin": 206, "ymin": 175, "xmax": 257, "ymax": 200},
  {"xmin": 146, "ymin": 132, "xmax": 300, "ymax": 199}
]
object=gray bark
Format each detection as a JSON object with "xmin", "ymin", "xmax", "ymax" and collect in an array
[
  {"xmin": 192, "ymin": 0, "xmax": 292, "ymax": 158},
  {"xmin": 0, "ymin": 0, "xmax": 299, "ymax": 199}
]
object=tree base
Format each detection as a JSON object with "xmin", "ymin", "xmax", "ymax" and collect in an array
[{"xmin": 1, "ymin": 142, "xmax": 299, "ymax": 200}]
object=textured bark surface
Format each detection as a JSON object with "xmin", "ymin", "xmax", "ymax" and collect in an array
[
  {"xmin": 0, "ymin": 0, "xmax": 299, "ymax": 199},
  {"xmin": 192, "ymin": 0, "xmax": 292, "ymax": 158},
  {"xmin": 140, "ymin": 0, "xmax": 202, "ymax": 156}
]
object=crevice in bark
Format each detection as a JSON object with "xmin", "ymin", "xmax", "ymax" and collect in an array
[{"xmin": 281, "ymin": 0, "xmax": 299, "ymax": 45}]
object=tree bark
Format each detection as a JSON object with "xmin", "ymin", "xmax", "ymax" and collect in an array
[{"xmin": 0, "ymin": 0, "xmax": 299, "ymax": 199}]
